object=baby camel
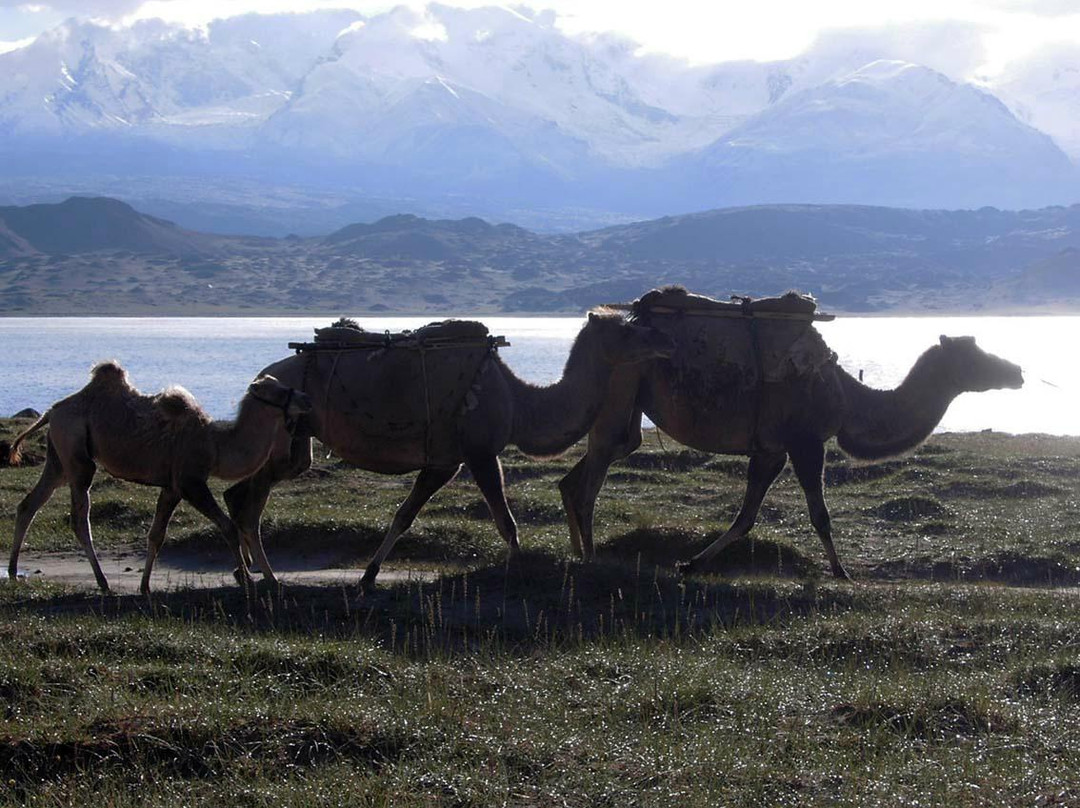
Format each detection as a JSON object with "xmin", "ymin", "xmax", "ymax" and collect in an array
[{"xmin": 7, "ymin": 361, "xmax": 311, "ymax": 594}]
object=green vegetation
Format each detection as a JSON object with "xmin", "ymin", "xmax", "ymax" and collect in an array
[{"xmin": 1, "ymin": 417, "xmax": 1079, "ymax": 805}]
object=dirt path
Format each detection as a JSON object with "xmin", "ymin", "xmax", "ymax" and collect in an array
[{"xmin": 10, "ymin": 549, "xmax": 436, "ymax": 594}]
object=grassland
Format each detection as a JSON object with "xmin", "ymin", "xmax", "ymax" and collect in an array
[{"xmin": 0, "ymin": 417, "xmax": 1079, "ymax": 806}]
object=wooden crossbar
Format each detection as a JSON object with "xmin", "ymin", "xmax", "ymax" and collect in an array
[
  {"xmin": 289, "ymin": 335, "xmax": 511, "ymax": 353},
  {"xmin": 605, "ymin": 303, "xmax": 835, "ymax": 322}
]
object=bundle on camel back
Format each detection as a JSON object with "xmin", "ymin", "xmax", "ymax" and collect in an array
[
  {"xmin": 618, "ymin": 287, "xmax": 837, "ymax": 402},
  {"xmin": 7, "ymin": 361, "xmax": 312, "ymax": 594},
  {"xmin": 286, "ymin": 319, "xmax": 511, "ymax": 457},
  {"xmin": 560, "ymin": 286, "xmax": 1025, "ymax": 579},
  {"xmin": 222, "ymin": 312, "xmax": 675, "ymax": 590}
]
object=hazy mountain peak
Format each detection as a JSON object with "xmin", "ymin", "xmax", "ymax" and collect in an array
[{"xmin": 0, "ymin": 5, "xmax": 1076, "ymax": 220}]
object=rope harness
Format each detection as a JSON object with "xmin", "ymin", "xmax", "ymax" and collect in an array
[
  {"xmin": 247, "ymin": 386, "xmax": 300, "ymax": 434},
  {"xmin": 615, "ymin": 291, "xmax": 833, "ymax": 456},
  {"xmin": 289, "ymin": 331, "xmax": 510, "ymax": 465}
]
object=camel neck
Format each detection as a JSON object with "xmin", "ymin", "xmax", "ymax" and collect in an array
[
  {"xmin": 210, "ymin": 397, "xmax": 281, "ymax": 480},
  {"xmin": 498, "ymin": 332, "xmax": 615, "ymax": 458},
  {"xmin": 836, "ymin": 347, "xmax": 958, "ymax": 460}
]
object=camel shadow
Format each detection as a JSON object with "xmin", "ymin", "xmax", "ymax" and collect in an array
[
  {"xmin": 0, "ymin": 552, "xmax": 854, "ymax": 654},
  {"xmin": 599, "ymin": 527, "xmax": 820, "ymax": 578}
]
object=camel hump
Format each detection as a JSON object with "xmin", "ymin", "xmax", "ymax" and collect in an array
[
  {"xmin": 152, "ymin": 386, "xmax": 210, "ymax": 424},
  {"xmin": 88, "ymin": 360, "xmax": 131, "ymax": 388}
]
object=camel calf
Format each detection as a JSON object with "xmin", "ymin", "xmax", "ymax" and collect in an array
[{"xmin": 7, "ymin": 361, "xmax": 311, "ymax": 594}]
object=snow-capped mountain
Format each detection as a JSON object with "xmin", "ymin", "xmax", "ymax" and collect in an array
[
  {"xmin": 0, "ymin": 11, "xmax": 360, "ymax": 144},
  {"xmin": 0, "ymin": 5, "xmax": 1076, "ymax": 230},
  {"xmin": 991, "ymin": 43, "xmax": 1080, "ymax": 164},
  {"xmin": 682, "ymin": 61, "xmax": 1078, "ymax": 210}
]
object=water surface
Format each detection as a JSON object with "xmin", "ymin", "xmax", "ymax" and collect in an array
[{"xmin": 0, "ymin": 315, "xmax": 1072, "ymax": 435}]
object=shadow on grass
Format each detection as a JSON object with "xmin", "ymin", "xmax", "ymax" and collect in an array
[
  {"xmin": 600, "ymin": 527, "xmax": 819, "ymax": 578},
  {"xmin": 869, "ymin": 551, "xmax": 1080, "ymax": 587},
  {"xmin": 165, "ymin": 521, "xmax": 498, "ymax": 572},
  {"xmin": 0, "ymin": 551, "xmax": 853, "ymax": 655}
]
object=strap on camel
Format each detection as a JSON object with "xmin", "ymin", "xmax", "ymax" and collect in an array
[
  {"xmin": 623, "ymin": 290, "xmax": 833, "ymax": 453},
  {"xmin": 302, "ymin": 330, "xmax": 508, "ymax": 466}
]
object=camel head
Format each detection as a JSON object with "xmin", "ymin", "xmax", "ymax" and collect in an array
[
  {"xmin": 246, "ymin": 375, "xmax": 314, "ymax": 423},
  {"xmin": 937, "ymin": 335, "xmax": 1024, "ymax": 393},
  {"xmin": 587, "ymin": 310, "xmax": 676, "ymax": 365}
]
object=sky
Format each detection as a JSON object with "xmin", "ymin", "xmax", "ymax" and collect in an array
[{"xmin": 1, "ymin": 0, "xmax": 1079, "ymax": 75}]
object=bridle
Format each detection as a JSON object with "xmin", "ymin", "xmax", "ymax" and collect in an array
[{"xmin": 248, "ymin": 386, "xmax": 300, "ymax": 433}]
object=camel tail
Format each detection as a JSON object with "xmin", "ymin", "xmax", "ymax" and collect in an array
[{"xmin": 8, "ymin": 413, "xmax": 49, "ymax": 466}]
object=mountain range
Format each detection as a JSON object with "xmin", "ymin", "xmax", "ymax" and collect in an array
[
  {"xmin": 0, "ymin": 6, "xmax": 1077, "ymax": 235},
  {"xmin": 2, "ymin": 196, "xmax": 1078, "ymax": 315}
]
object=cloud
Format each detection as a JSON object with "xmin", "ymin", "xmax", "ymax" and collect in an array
[
  {"xmin": 986, "ymin": 0, "xmax": 1080, "ymax": 16},
  {"xmin": 0, "ymin": 0, "xmax": 150, "ymax": 19},
  {"xmin": 805, "ymin": 20, "xmax": 988, "ymax": 81}
]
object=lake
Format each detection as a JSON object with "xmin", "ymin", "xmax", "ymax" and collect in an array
[{"xmin": 0, "ymin": 315, "xmax": 1074, "ymax": 436}]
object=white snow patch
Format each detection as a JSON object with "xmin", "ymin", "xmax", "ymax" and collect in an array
[
  {"xmin": 0, "ymin": 37, "xmax": 34, "ymax": 55},
  {"xmin": 410, "ymin": 19, "xmax": 447, "ymax": 42},
  {"xmin": 337, "ymin": 20, "xmax": 366, "ymax": 39},
  {"xmin": 435, "ymin": 75, "xmax": 459, "ymax": 98},
  {"xmin": 59, "ymin": 61, "xmax": 76, "ymax": 88}
]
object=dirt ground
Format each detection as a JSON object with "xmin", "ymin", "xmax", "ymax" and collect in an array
[{"xmin": 8, "ymin": 547, "xmax": 434, "ymax": 594}]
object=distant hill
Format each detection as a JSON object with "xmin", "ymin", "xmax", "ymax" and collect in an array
[
  {"xmin": 0, "ymin": 197, "xmax": 219, "ymax": 258},
  {"xmin": 3, "ymin": 196, "xmax": 1080, "ymax": 315},
  {"xmin": 1014, "ymin": 248, "xmax": 1080, "ymax": 299},
  {"xmin": 323, "ymin": 215, "xmax": 540, "ymax": 261}
]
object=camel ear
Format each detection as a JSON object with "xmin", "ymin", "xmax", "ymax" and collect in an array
[
  {"xmin": 588, "ymin": 311, "xmax": 597, "ymax": 322},
  {"xmin": 939, "ymin": 335, "xmax": 950, "ymax": 347}
]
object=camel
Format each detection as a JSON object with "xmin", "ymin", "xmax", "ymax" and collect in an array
[
  {"xmin": 7, "ymin": 361, "xmax": 312, "ymax": 594},
  {"xmin": 558, "ymin": 288, "xmax": 1024, "ymax": 578},
  {"xmin": 221, "ymin": 311, "xmax": 675, "ymax": 588}
]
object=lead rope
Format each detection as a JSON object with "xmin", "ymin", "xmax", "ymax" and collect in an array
[
  {"xmin": 323, "ymin": 350, "xmax": 345, "ymax": 459},
  {"xmin": 735, "ymin": 296, "xmax": 766, "ymax": 454}
]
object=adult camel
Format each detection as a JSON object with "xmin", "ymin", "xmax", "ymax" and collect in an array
[
  {"xmin": 558, "ymin": 288, "xmax": 1024, "ymax": 578},
  {"xmin": 8, "ymin": 361, "xmax": 312, "ymax": 593},
  {"xmin": 223, "ymin": 312, "xmax": 674, "ymax": 588}
]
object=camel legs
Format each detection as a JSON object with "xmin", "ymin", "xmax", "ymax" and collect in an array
[
  {"xmin": 68, "ymin": 463, "xmax": 112, "ymax": 593},
  {"xmin": 466, "ymin": 454, "xmax": 519, "ymax": 554},
  {"xmin": 787, "ymin": 439, "xmax": 850, "ymax": 580},
  {"xmin": 678, "ymin": 451, "xmax": 788, "ymax": 575},
  {"xmin": 179, "ymin": 479, "xmax": 254, "ymax": 589},
  {"xmin": 139, "ymin": 488, "xmax": 182, "ymax": 595},
  {"xmin": 559, "ymin": 408, "xmax": 644, "ymax": 560},
  {"xmin": 224, "ymin": 435, "xmax": 311, "ymax": 582},
  {"xmin": 361, "ymin": 465, "xmax": 460, "ymax": 589},
  {"xmin": 9, "ymin": 442, "xmax": 65, "ymax": 581}
]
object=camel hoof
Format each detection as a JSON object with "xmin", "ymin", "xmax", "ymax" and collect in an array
[
  {"xmin": 232, "ymin": 567, "xmax": 256, "ymax": 589},
  {"xmin": 832, "ymin": 566, "xmax": 853, "ymax": 582},
  {"xmin": 359, "ymin": 565, "xmax": 379, "ymax": 595},
  {"xmin": 675, "ymin": 559, "xmax": 695, "ymax": 576}
]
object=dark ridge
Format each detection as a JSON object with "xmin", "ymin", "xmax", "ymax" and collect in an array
[{"xmin": 0, "ymin": 196, "xmax": 217, "ymax": 257}]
